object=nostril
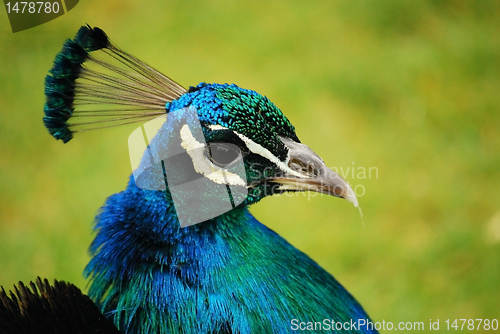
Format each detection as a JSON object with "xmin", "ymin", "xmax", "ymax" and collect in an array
[
  {"xmin": 289, "ymin": 158, "xmax": 320, "ymax": 177},
  {"xmin": 289, "ymin": 158, "xmax": 306, "ymax": 173}
]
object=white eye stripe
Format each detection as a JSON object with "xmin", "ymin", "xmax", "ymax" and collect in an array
[
  {"xmin": 233, "ymin": 133, "xmax": 305, "ymax": 179},
  {"xmin": 207, "ymin": 124, "xmax": 306, "ymax": 178},
  {"xmin": 180, "ymin": 124, "xmax": 246, "ymax": 187},
  {"xmin": 207, "ymin": 124, "xmax": 227, "ymax": 131}
]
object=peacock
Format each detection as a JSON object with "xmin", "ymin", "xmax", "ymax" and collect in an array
[{"xmin": 1, "ymin": 25, "xmax": 378, "ymax": 334}]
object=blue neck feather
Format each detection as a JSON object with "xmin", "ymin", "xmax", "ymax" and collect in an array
[{"xmin": 85, "ymin": 177, "xmax": 377, "ymax": 333}]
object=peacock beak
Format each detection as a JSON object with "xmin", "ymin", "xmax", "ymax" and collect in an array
[{"xmin": 271, "ymin": 137, "xmax": 359, "ymax": 207}]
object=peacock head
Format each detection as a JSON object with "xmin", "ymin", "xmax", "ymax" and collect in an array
[
  {"xmin": 167, "ymin": 83, "xmax": 356, "ymax": 203},
  {"xmin": 43, "ymin": 26, "xmax": 358, "ymax": 227}
]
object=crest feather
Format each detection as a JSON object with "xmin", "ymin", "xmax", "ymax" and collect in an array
[{"xmin": 43, "ymin": 25, "xmax": 187, "ymax": 143}]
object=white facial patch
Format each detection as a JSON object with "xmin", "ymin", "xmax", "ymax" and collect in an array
[{"xmin": 180, "ymin": 124, "xmax": 246, "ymax": 187}]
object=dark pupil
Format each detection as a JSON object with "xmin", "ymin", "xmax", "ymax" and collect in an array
[{"xmin": 208, "ymin": 143, "xmax": 241, "ymax": 166}]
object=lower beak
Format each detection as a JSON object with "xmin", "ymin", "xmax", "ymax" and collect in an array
[{"xmin": 270, "ymin": 137, "xmax": 359, "ymax": 207}]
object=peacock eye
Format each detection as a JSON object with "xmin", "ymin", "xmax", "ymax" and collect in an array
[{"xmin": 207, "ymin": 142, "xmax": 242, "ymax": 167}]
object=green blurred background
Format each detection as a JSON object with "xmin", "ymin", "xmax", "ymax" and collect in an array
[{"xmin": 1, "ymin": 0, "xmax": 499, "ymax": 330}]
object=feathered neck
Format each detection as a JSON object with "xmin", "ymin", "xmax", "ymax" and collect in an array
[
  {"xmin": 84, "ymin": 177, "xmax": 376, "ymax": 334},
  {"xmin": 84, "ymin": 176, "xmax": 257, "ymax": 332}
]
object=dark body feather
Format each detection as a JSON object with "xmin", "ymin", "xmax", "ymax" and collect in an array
[{"xmin": 0, "ymin": 278, "xmax": 121, "ymax": 334}]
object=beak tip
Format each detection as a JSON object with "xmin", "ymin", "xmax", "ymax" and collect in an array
[
  {"xmin": 343, "ymin": 187, "xmax": 359, "ymax": 208},
  {"xmin": 349, "ymin": 195, "xmax": 359, "ymax": 208}
]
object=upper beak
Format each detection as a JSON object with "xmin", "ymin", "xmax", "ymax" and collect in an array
[{"xmin": 270, "ymin": 137, "xmax": 359, "ymax": 207}]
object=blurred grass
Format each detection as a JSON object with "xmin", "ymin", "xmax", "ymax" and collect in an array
[{"xmin": 1, "ymin": 0, "xmax": 499, "ymax": 329}]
